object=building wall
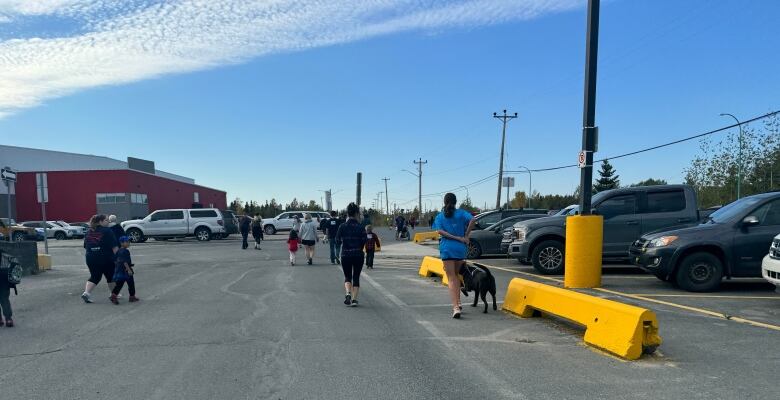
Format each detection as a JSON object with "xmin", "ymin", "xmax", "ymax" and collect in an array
[{"xmin": 16, "ymin": 170, "xmax": 227, "ymax": 222}]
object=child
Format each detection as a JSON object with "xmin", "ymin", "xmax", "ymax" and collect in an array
[
  {"xmin": 110, "ymin": 236, "xmax": 138, "ymax": 304},
  {"xmin": 364, "ymin": 225, "xmax": 381, "ymax": 269},
  {"xmin": 287, "ymin": 230, "xmax": 300, "ymax": 266}
]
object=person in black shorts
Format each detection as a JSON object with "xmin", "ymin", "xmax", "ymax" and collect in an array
[
  {"xmin": 335, "ymin": 203, "xmax": 367, "ymax": 307},
  {"xmin": 81, "ymin": 214, "xmax": 118, "ymax": 303}
]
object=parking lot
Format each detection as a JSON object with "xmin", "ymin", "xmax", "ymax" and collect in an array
[{"xmin": 0, "ymin": 231, "xmax": 777, "ymax": 399}]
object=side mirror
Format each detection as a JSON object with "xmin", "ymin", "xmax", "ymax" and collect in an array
[{"xmin": 742, "ymin": 216, "xmax": 759, "ymax": 227}]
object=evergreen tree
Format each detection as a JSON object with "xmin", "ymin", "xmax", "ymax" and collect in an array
[{"xmin": 593, "ymin": 160, "xmax": 620, "ymax": 193}]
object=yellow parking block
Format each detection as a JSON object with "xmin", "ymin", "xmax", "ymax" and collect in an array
[
  {"xmin": 418, "ymin": 256, "xmax": 449, "ymax": 286},
  {"xmin": 413, "ymin": 231, "xmax": 440, "ymax": 244},
  {"xmin": 37, "ymin": 254, "xmax": 52, "ymax": 271},
  {"xmin": 503, "ymin": 277, "xmax": 661, "ymax": 360}
]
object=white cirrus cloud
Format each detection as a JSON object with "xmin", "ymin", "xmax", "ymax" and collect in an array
[{"xmin": 0, "ymin": 0, "xmax": 584, "ymax": 118}]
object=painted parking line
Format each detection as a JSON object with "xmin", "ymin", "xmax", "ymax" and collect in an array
[
  {"xmin": 480, "ymin": 262, "xmax": 780, "ymax": 333},
  {"xmin": 629, "ymin": 294, "xmax": 780, "ymax": 300}
]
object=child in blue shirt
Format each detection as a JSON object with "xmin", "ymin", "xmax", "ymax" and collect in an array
[{"xmin": 111, "ymin": 236, "xmax": 138, "ymax": 304}]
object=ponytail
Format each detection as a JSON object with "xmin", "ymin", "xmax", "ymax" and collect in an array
[
  {"xmin": 443, "ymin": 193, "xmax": 457, "ymax": 218},
  {"xmin": 89, "ymin": 214, "xmax": 106, "ymax": 230}
]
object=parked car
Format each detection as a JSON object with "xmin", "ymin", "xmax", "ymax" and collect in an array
[
  {"xmin": 69, "ymin": 222, "xmax": 90, "ymax": 230},
  {"xmin": 261, "ymin": 211, "xmax": 330, "ymax": 235},
  {"xmin": 509, "ymin": 185, "xmax": 700, "ymax": 274},
  {"xmin": 21, "ymin": 221, "xmax": 77, "ymax": 240},
  {"xmin": 468, "ymin": 214, "xmax": 547, "ymax": 258},
  {"xmin": 631, "ymin": 191, "xmax": 780, "ymax": 292},
  {"xmin": 53, "ymin": 220, "xmax": 86, "ymax": 238},
  {"xmin": 221, "ymin": 210, "xmax": 239, "ymax": 237},
  {"xmin": 472, "ymin": 208, "xmax": 549, "ymax": 231},
  {"xmin": 0, "ymin": 218, "xmax": 37, "ymax": 241},
  {"xmin": 762, "ymin": 234, "xmax": 780, "ymax": 290},
  {"xmin": 121, "ymin": 208, "xmax": 227, "ymax": 242}
]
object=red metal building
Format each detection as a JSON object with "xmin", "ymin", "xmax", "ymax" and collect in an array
[{"xmin": 2, "ymin": 145, "xmax": 226, "ymax": 222}]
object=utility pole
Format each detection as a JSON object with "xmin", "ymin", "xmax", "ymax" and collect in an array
[
  {"xmin": 494, "ymin": 110, "xmax": 518, "ymax": 210},
  {"xmin": 578, "ymin": 0, "xmax": 600, "ymax": 215},
  {"xmin": 356, "ymin": 173, "xmax": 362, "ymax": 206},
  {"xmin": 720, "ymin": 113, "xmax": 744, "ymax": 200},
  {"xmin": 414, "ymin": 158, "xmax": 427, "ymax": 218},
  {"xmin": 382, "ymin": 178, "xmax": 390, "ymax": 215}
]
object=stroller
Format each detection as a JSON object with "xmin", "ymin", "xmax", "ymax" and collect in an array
[{"xmin": 397, "ymin": 224, "xmax": 410, "ymax": 241}]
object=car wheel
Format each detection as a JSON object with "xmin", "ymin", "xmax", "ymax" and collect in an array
[
  {"xmin": 531, "ymin": 240, "xmax": 565, "ymax": 275},
  {"xmin": 264, "ymin": 225, "xmax": 276, "ymax": 235},
  {"xmin": 675, "ymin": 252, "xmax": 722, "ymax": 292},
  {"xmin": 467, "ymin": 240, "xmax": 482, "ymax": 259},
  {"xmin": 54, "ymin": 231, "xmax": 66, "ymax": 240},
  {"xmin": 127, "ymin": 229, "xmax": 144, "ymax": 243},
  {"xmin": 195, "ymin": 227, "xmax": 211, "ymax": 242},
  {"xmin": 12, "ymin": 232, "xmax": 25, "ymax": 242}
]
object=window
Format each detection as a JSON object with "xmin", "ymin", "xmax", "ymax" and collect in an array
[
  {"xmin": 751, "ymin": 199, "xmax": 780, "ymax": 226},
  {"xmin": 130, "ymin": 193, "xmax": 148, "ymax": 204},
  {"xmin": 477, "ymin": 213, "xmax": 501, "ymax": 228},
  {"xmin": 277, "ymin": 213, "xmax": 289, "ymax": 219},
  {"xmin": 645, "ymin": 190, "xmax": 686, "ymax": 213},
  {"xmin": 597, "ymin": 194, "xmax": 637, "ymax": 219},
  {"xmin": 193, "ymin": 192, "xmax": 200, "ymax": 203},
  {"xmin": 168, "ymin": 211, "xmax": 184, "ymax": 220},
  {"xmin": 96, "ymin": 193, "xmax": 128, "ymax": 204},
  {"xmin": 190, "ymin": 210, "xmax": 218, "ymax": 218}
]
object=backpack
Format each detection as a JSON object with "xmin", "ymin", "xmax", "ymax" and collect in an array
[{"xmin": 0, "ymin": 253, "xmax": 22, "ymax": 294}]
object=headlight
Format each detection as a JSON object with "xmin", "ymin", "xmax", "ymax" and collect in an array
[
  {"xmin": 648, "ymin": 236, "xmax": 679, "ymax": 248},
  {"xmin": 514, "ymin": 226, "xmax": 528, "ymax": 242}
]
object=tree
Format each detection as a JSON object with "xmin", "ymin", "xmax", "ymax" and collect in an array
[
  {"xmin": 685, "ymin": 114, "xmax": 780, "ymax": 207},
  {"xmin": 509, "ymin": 191, "xmax": 528, "ymax": 209},
  {"xmin": 460, "ymin": 197, "xmax": 480, "ymax": 213},
  {"xmin": 630, "ymin": 178, "xmax": 668, "ymax": 187},
  {"xmin": 593, "ymin": 160, "xmax": 620, "ymax": 193}
]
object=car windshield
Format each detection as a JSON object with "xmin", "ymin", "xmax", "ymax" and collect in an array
[
  {"xmin": 485, "ymin": 216, "xmax": 520, "ymax": 231},
  {"xmin": 706, "ymin": 196, "xmax": 766, "ymax": 223},
  {"xmin": 554, "ymin": 205, "xmax": 578, "ymax": 216}
]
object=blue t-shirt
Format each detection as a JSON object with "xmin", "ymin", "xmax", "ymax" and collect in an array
[{"xmin": 433, "ymin": 209, "xmax": 473, "ymax": 260}]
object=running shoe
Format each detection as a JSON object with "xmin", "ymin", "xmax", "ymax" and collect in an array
[
  {"xmin": 4, "ymin": 318, "xmax": 13, "ymax": 327},
  {"xmin": 351, "ymin": 300, "xmax": 358, "ymax": 307},
  {"xmin": 308, "ymin": 258, "xmax": 312, "ymax": 265},
  {"xmin": 81, "ymin": 292, "xmax": 93, "ymax": 303},
  {"xmin": 452, "ymin": 309, "xmax": 461, "ymax": 319},
  {"xmin": 110, "ymin": 294, "xmax": 119, "ymax": 305},
  {"xmin": 344, "ymin": 293, "xmax": 352, "ymax": 306}
]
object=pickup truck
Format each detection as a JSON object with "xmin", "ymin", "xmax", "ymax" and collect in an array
[
  {"xmin": 0, "ymin": 218, "xmax": 37, "ymax": 242},
  {"xmin": 121, "ymin": 208, "xmax": 226, "ymax": 243},
  {"xmin": 508, "ymin": 185, "xmax": 700, "ymax": 274}
]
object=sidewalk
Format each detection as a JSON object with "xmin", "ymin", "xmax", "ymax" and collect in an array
[{"xmin": 377, "ymin": 241, "xmax": 438, "ymax": 259}]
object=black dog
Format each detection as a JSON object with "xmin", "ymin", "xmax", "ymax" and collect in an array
[{"xmin": 459, "ymin": 263, "xmax": 497, "ymax": 313}]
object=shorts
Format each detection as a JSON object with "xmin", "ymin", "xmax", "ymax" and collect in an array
[{"xmin": 301, "ymin": 240, "xmax": 315, "ymax": 246}]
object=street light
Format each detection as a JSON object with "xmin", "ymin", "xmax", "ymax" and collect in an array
[
  {"xmin": 459, "ymin": 185, "xmax": 470, "ymax": 201},
  {"xmin": 516, "ymin": 165, "xmax": 532, "ymax": 208},
  {"xmin": 720, "ymin": 113, "xmax": 744, "ymax": 200}
]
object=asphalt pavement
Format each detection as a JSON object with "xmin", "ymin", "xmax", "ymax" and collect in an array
[{"xmin": 1, "ymin": 233, "xmax": 779, "ymax": 399}]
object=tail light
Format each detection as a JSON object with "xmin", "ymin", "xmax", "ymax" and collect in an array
[{"xmin": 218, "ymin": 219, "xmax": 224, "ymax": 226}]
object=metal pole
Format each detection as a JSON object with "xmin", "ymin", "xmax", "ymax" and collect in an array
[
  {"xmin": 40, "ymin": 188, "xmax": 49, "ymax": 254},
  {"xmin": 382, "ymin": 178, "xmax": 390, "ymax": 215},
  {"xmin": 720, "ymin": 113, "xmax": 743, "ymax": 200},
  {"xmin": 517, "ymin": 166, "xmax": 533, "ymax": 208},
  {"xmin": 493, "ymin": 110, "xmax": 517, "ymax": 209},
  {"xmin": 5, "ymin": 180, "xmax": 10, "ymax": 220},
  {"xmin": 414, "ymin": 158, "xmax": 427, "ymax": 218},
  {"xmin": 578, "ymin": 0, "xmax": 600, "ymax": 215},
  {"xmin": 356, "ymin": 172, "xmax": 362, "ymax": 206},
  {"xmin": 459, "ymin": 185, "xmax": 470, "ymax": 201}
]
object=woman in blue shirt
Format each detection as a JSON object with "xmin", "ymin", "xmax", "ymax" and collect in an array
[{"xmin": 433, "ymin": 193, "xmax": 476, "ymax": 319}]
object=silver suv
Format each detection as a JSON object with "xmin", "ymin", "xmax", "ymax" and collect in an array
[
  {"xmin": 262, "ymin": 211, "xmax": 330, "ymax": 235},
  {"xmin": 121, "ymin": 208, "xmax": 226, "ymax": 242}
]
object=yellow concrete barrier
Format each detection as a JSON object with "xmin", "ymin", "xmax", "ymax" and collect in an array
[
  {"xmin": 503, "ymin": 277, "xmax": 661, "ymax": 360},
  {"xmin": 418, "ymin": 256, "xmax": 449, "ymax": 286},
  {"xmin": 413, "ymin": 231, "xmax": 440, "ymax": 244},
  {"xmin": 37, "ymin": 254, "xmax": 52, "ymax": 271},
  {"xmin": 564, "ymin": 215, "xmax": 603, "ymax": 288}
]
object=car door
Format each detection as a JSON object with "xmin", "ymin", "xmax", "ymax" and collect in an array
[
  {"xmin": 732, "ymin": 198, "xmax": 780, "ymax": 276},
  {"xmin": 640, "ymin": 188, "xmax": 691, "ymax": 235},
  {"xmin": 275, "ymin": 213, "xmax": 291, "ymax": 230},
  {"xmin": 595, "ymin": 193, "xmax": 641, "ymax": 256},
  {"xmin": 145, "ymin": 211, "xmax": 167, "ymax": 235},
  {"xmin": 165, "ymin": 210, "xmax": 187, "ymax": 235}
]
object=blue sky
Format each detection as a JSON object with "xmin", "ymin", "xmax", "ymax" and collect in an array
[{"xmin": 0, "ymin": 0, "xmax": 778, "ymax": 211}]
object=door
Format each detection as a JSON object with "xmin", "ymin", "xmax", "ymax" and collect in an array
[
  {"xmin": 275, "ymin": 213, "xmax": 291, "ymax": 230},
  {"xmin": 163, "ymin": 210, "xmax": 186, "ymax": 235},
  {"xmin": 595, "ymin": 193, "xmax": 640, "ymax": 256},
  {"xmin": 145, "ymin": 211, "xmax": 167, "ymax": 235},
  {"xmin": 641, "ymin": 188, "xmax": 691, "ymax": 234},
  {"xmin": 732, "ymin": 198, "xmax": 780, "ymax": 276}
]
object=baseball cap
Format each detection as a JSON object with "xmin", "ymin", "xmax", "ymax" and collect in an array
[{"xmin": 118, "ymin": 236, "xmax": 130, "ymax": 243}]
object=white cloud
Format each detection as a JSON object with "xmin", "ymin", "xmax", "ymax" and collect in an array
[{"xmin": 0, "ymin": 0, "xmax": 583, "ymax": 117}]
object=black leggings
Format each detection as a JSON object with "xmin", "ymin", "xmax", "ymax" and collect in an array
[
  {"xmin": 112, "ymin": 277, "xmax": 136, "ymax": 296},
  {"xmin": 87, "ymin": 258, "xmax": 114, "ymax": 284},
  {"xmin": 341, "ymin": 254, "xmax": 365, "ymax": 287}
]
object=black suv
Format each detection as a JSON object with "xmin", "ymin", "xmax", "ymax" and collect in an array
[{"xmin": 631, "ymin": 191, "xmax": 780, "ymax": 292}]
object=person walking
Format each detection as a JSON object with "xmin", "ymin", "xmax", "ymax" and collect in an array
[
  {"xmin": 298, "ymin": 213, "xmax": 319, "ymax": 265},
  {"xmin": 251, "ymin": 214, "xmax": 263, "ymax": 250},
  {"xmin": 433, "ymin": 193, "xmax": 476, "ymax": 319},
  {"xmin": 364, "ymin": 225, "xmax": 381, "ymax": 269},
  {"xmin": 324, "ymin": 211, "xmax": 342, "ymax": 264},
  {"xmin": 0, "ymin": 257, "xmax": 15, "ymax": 327},
  {"xmin": 239, "ymin": 214, "xmax": 252, "ymax": 250},
  {"xmin": 110, "ymin": 236, "xmax": 139, "ymax": 304},
  {"xmin": 291, "ymin": 215, "xmax": 302, "ymax": 232},
  {"xmin": 108, "ymin": 215, "xmax": 125, "ymax": 241},
  {"xmin": 81, "ymin": 214, "xmax": 119, "ymax": 303},
  {"xmin": 287, "ymin": 229, "xmax": 300, "ymax": 266},
  {"xmin": 335, "ymin": 203, "xmax": 367, "ymax": 307}
]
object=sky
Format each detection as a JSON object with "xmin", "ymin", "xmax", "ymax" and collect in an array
[{"xmin": 0, "ymin": 0, "xmax": 778, "ymax": 212}]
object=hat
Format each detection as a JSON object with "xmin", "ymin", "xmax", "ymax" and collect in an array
[{"xmin": 118, "ymin": 236, "xmax": 130, "ymax": 243}]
